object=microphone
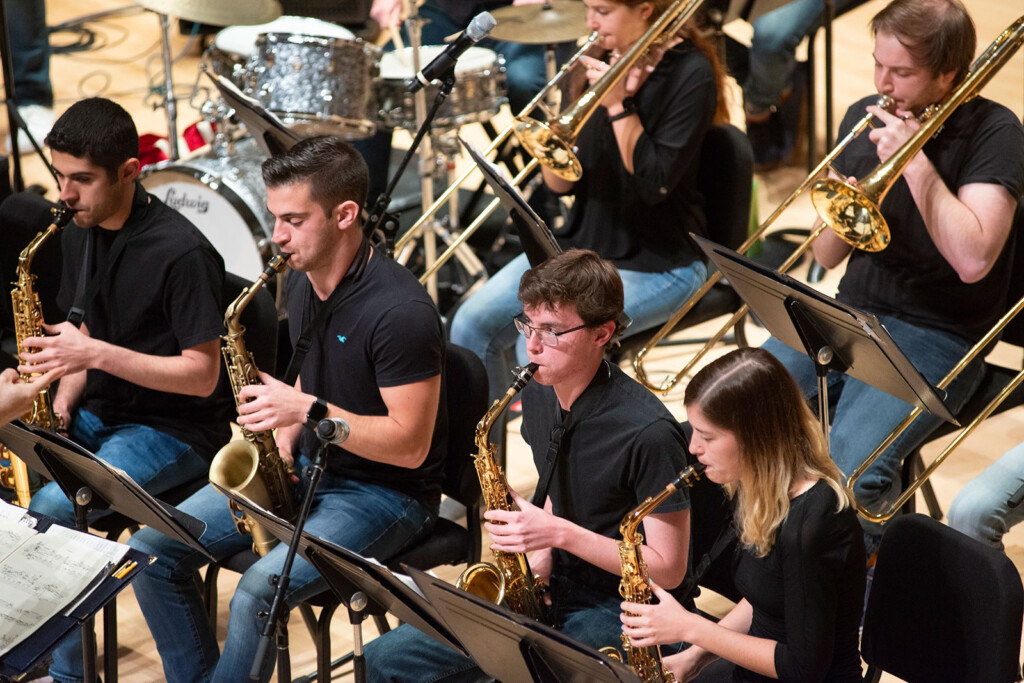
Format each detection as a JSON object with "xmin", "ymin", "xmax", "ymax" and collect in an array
[
  {"xmin": 316, "ymin": 417, "xmax": 351, "ymax": 445},
  {"xmin": 407, "ymin": 11, "xmax": 496, "ymax": 93}
]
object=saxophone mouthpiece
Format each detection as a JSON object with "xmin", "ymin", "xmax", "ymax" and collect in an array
[{"xmin": 510, "ymin": 363, "xmax": 539, "ymax": 393}]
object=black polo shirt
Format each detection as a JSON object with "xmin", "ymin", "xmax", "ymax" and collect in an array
[
  {"xmin": 287, "ymin": 247, "xmax": 447, "ymax": 511},
  {"xmin": 57, "ymin": 182, "xmax": 229, "ymax": 458},
  {"xmin": 521, "ymin": 361, "xmax": 690, "ymax": 595}
]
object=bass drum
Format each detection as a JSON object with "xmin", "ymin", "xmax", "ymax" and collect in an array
[{"xmin": 140, "ymin": 139, "xmax": 274, "ymax": 280}]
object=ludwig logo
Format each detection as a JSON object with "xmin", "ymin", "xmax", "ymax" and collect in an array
[{"xmin": 164, "ymin": 188, "xmax": 210, "ymax": 214}]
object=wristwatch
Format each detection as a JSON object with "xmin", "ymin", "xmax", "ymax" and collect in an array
[{"xmin": 305, "ymin": 397, "xmax": 328, "ymax": 431}]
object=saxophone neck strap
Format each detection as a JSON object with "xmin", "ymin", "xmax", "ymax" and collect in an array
[{"xmin": 283, "ymin": 238, "xmax": 371, "ymax": 386}]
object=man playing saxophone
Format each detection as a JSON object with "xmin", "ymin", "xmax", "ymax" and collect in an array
[
  {"xmin": 17, "ymin": 97, "xmax": 228, "ymax": 683},
  {"xmin": 366, "ymin": 249, "xmax": 692, "ymax": 681},
  {"xmin": 128, "ymin": 136, "xmax": 448, "ymax": 683},
  {"xmin": 762, "ymin": 0, "xmax": 1024, "ymax": 556}
]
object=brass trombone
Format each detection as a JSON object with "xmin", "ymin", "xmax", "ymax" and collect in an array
[
  {"xmin": 513, "ymin": 0, "xmax": 706, "ymax": 182},
  {"xmin": 392, "ymin": 33, "xmax": 601, "ymax": 285},
  {"xmin": 833, "ymin": 14, "xmax": 1024, "ymax": 521},
  {"xmin": 812, "ymin": 14, "xmax": 1024, "ymax": 252},
  {"xmin": 632, "ymin": 95, "xmax": 895, "ymax": 394}
]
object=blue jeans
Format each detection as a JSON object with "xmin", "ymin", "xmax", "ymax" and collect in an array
[
  {"xmin": 127, "ymin": 458, "xmax": 436, "ymax": 683},
  {"xmin": 761, "ymin": 315, "xmax": 983, "ymax": 536},
  {"xmin": 29, "ymin": 409, "xmax": 210, "ymax": 683},
  {"xmin": 6, "ymin": 0, "xmax": 53, "ymax": 106},
  {"xmin": 364, "ymin": 572, "xmax": 677, "ymax": 682},
  {"xmin": 746, "ymin": 0, "xmax": 859, "ymax": 111},
  {"xmin": 948, "ymin": 441, "xmax": 1024, "ymax": 550},
  {"xmin": 450, "ymin": 252, "xmax": 707, "ymax": 402}
]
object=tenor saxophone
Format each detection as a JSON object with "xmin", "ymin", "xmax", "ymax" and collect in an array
[
  {"xmin": 1, "ymin": 204, "xmax": 76, "ymax": 507},
  {"xmin": 615, "ymin": 462, "xmax": 706, "ymax": 682},
  {"xmin": 209, "ymin": 254, "xmax": 295, "ymax": 556},
  {"xmin": 455, "ymin": 363, "xmax": 547, "ymax": 621}
]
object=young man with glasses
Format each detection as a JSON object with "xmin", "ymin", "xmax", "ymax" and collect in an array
[{"xmin": 364, "ymin": 248, "xmax": 693, "ymax": 681}]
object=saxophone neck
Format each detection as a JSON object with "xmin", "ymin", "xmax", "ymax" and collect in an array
[
  {"xmin": 475, "ymin": 363, "xmax": 538, "ymax": 447},
  {"xmin": 223, "ymin": 254, "xmax": 290, "ymax": 331}
]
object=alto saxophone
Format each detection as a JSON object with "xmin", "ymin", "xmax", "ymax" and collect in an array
[
  {"xmin": 615, "ymin": 462, "xmax": 706, "ymax": 682},
  {"xmin": 456, "ymin": 363, "xmax": 547, "ymax": 621},
  {"xmin": 1, "ymin": 204, "xmax": 76, "ymax": 507},
  {"xmin": 209, "ymin": 254, "xmax": 295, "ymax": 556}
]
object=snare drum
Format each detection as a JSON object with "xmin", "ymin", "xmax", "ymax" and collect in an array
[
  {"xmin": 252, "ymin": 33, "xmax": 380, "ymax": 138},
  {"xmin": 205, "ymin": 16, "xmax": 356, "ymax": 91},
  {"xmin": 377, "ymin": 46, "xmax": 506, "ymax": 132},
  {"xmin": 140, "ymin": 138, "xmax": 274, "ymax": 280}
]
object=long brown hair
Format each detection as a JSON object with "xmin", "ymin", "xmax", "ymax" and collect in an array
[
  {"xmin": 618, "ymin": 0, "xmax": 731, "ymax": 124},
  {"xmin": 684, "ymin": 348, "xmax": 849, "ymax": 557}
]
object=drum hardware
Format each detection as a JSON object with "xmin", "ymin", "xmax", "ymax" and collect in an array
[{"xmin": 132, "ymin": 0, "xmax": 283, "ymax": 161}]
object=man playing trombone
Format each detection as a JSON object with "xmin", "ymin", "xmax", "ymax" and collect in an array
[{"xmin": 763, "ymin": 0, "xmax": 1024, "ymax": 554}]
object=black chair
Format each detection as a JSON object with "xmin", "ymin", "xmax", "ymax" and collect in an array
[
  {"xmin": 611, "ymin": 123, "xmax": 755, "ymax": 364},
  {"xmin": 862, "ymin": 513, "xmax": 1024, "ymax": 683},
  {"xmin": 204, "ymin": 343, "xmax": 488, "ymax": 681}
]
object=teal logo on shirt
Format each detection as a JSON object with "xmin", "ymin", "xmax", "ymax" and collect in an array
[{"xmin": 337, "ymin": 335, "xmax": 347, "ymax": 344}]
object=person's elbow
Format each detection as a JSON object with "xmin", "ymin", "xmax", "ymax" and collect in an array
[
  {"xmin": 955, "ymin": 255, "xmax": 996, "ymax": 284},
  {"xmin": 650, "ymin": 557, "xmax": 688, "ymax": 590},
  {"xmin": 393, "ymin": 440, "xmax": 431, "ymax": 469},
  {"xmin": 187, "ymin": 361, "xmax": 222, "ymax": 397}
]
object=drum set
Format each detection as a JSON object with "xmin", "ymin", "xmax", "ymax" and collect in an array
[{"xmin": 130, "ymin": 0, "xmax": 582, "ymax": 290}]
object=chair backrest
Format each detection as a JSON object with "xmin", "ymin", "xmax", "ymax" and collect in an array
[
  {"xmin": 697, "ymin": 123, "xmax": 754, "ymax": 252},
  {"xmin": 440, "ymin": 344, "xmax": 489, "ymax": 508},
  {"xmin": 862, "ymin": 513, "xmax": 1024, "ymax": 683}
]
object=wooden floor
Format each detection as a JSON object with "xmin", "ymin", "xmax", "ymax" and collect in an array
[{"xmin": 2, "ymin": 0, "xmax": 1023, "ymax": 680}]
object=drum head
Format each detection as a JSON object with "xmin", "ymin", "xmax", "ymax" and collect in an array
[{"xmin": 215, "ymin": 15, "xmax": 355, "ymax": 57}]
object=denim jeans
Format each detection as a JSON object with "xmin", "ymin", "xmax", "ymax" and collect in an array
[
  {"xmin": 746, "ymin": 0, "xmax": 859, "ymax": 111},
  {"xmin": 450, "ymin": 252, "xmax": 708, "ymax": 402},
  {"xmin": 7, "ymin": 0, "xmax": 53, "ymax": 106},
  {"xmin": 761, "ymin": 315, "xmax": 983, "ymax": 537},
  {"xmin": 127, "ymin": 457, "xmax": 436, "ymax": 683},
  {"xmin": 364, "ymin": 572, "xmax": 680, "ymax": 682},
  {"xmin": 948, "ymin": 441, "xmax": 1024, "ymax": 550},
  {"xmin": 29, "ymin": 409, "xmax": 211, "ymax": 683}
]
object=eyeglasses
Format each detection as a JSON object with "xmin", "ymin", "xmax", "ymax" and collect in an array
[{"xmin": 513, "ymin": 314, "xmax": 589, "ymax": 347}]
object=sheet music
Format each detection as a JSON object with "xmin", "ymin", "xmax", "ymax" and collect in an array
[{"xmin": 0, "ymin": 518, "xmax": 129, "ymax": 657}]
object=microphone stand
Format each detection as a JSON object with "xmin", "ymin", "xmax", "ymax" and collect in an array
[
  {"xmin": 0, "ymin": 0, "xmax": 24, "ymax": 192},
  {"xmin": 364, "ymin": 69, "xmax": 457, "ymax": 261},
  {"xmin": 249, "ymin": 431, "xmax": 332, "ymax": 680}
]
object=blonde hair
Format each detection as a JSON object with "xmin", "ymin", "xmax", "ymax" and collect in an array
[{"xmin": 684, "ymin": 348, "xmax": 850, "ymax": 557}]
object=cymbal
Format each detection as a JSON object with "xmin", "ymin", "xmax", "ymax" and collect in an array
[
  {"xmin": 133, "ymin": 0, "xmax": 282, "ymax": 26},
  {"xmin": 489, "ymin": 0, "xmax": 588, "ymax": 45}
]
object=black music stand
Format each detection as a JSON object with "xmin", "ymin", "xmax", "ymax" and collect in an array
[
  {"xmin": 692, "ymin": 235, "xmax": 956, "ymax": 439},
  {"xmin": 0, "ymin": 420, "xmax": 212, "ymax": 681},
  {"xmin": 0, "ymin": 507, "xmax": 150, "ymax": 677},
  {"xmin": 206, "ymin": 70, "xmax": 304, "ymax": 158},
  {"xmin": 460, "ymin": 136, "xmax": 560, "ymax": 268},
  {"xmin": 407, "ymin": 567, "xmax": 640, "ymax": 683},
  {"xmin": 218, "ymin": 486, "xmax": 465, "ymax": 682}
]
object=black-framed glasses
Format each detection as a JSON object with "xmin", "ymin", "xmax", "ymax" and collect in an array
[{"xmin": 513, "ymin": 313, "xmax": 588, "ymax": 347}]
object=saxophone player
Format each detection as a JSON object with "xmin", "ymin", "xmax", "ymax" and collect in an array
[
  {"xmin": 128, "ymin": 136, "xmax": 448, "ymax": 683},
  {"xmin": 366, "ymin": 249, "xmax": 692, "ymax": 680},
  {"xmin": 17, "ymin": 97, "xmax": 228, "ymax": 683},
  {"xmin": 620, "ymin": 348, "xmax": 866, "ymax": 682}
]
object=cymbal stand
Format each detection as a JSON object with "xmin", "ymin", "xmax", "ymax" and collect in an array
[
  {"xmin": 0, "ymin": 0, "xmax": 25, "ymax": 191},
  {"xmin": 154, "ymin": 11, "xmax": 180, "ymax": 160}
]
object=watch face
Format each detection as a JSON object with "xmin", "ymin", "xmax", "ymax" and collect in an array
[{"xmin": 307, "ymin": 398, "xmax": 327, "ymax": 423}]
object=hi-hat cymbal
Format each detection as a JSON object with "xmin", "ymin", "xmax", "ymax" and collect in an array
[
  {"xmin": 133, "ymin": 0, "xmax": 282, "ymax": 26},
  {"xmin": 489, "ymin": 0, "xmax": 588, "ymax": 45}
]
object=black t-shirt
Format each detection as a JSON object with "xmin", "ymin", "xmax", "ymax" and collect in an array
[
  {"xmin": 731, "ymin": 481, "xmax": 865, "ymax": 683},
  {"xmin": 287, "ymin": 246, "xmax": 447, "ymax": 511},
  {"xmin": 57, "ymin": 182, "xmax": 229, "ymax": 458},
  {"xmin": 521, "ymin": 362, "xmax": 690, "ymax": 596},
  {"xmin": 559, "ymin": 42, "xmax": 717, "ymax": 273},
  {"xmin": 833, "ymin": 95, "xmax": 1024, "ymax": 342}
]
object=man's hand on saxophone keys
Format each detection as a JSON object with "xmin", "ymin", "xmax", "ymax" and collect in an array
[
  {"xmin": 18, "ymin": 321, "xmax": 96, "ymax": 377},
  {"xmin": 485, "ymin": 488, "xmax": 568, "ymax": 554},
  {"xmin": 237, "ymin": 371, "xmax": 313, "ymax": 434}
]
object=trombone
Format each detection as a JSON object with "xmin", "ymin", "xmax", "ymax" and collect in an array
[
  {"xmin": 632, "ymin": 95, "xmax": 895, "ymax": 394},
  {"xmin": 392, "ymin": 33, "xmax": 601, "ymax": 285},
  {"xmin": 830, "ymin": 14, "xmax": 1024, "ymax": 522}
]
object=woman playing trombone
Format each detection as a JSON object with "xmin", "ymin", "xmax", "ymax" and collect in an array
[
  {"xmin": 450, "ymin": 0, "xmax": 730, "ymax": 401},
  {"xmin": 621, "ymin": 348, "xmax": 866, "ymax": 682}
]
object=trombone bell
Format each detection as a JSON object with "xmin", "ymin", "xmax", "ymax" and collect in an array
[
  {"xmin": 810, "ymin": 178, "xmax": 891, "ymax": 252},
  {"xmin": 513, "ymin": 117, "xmax": 583, "ymax": 181}
]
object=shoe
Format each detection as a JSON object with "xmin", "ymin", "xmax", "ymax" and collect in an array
[{"xmin": 5, "ymin": 104, "xmax": 55, "ymax": 155}]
